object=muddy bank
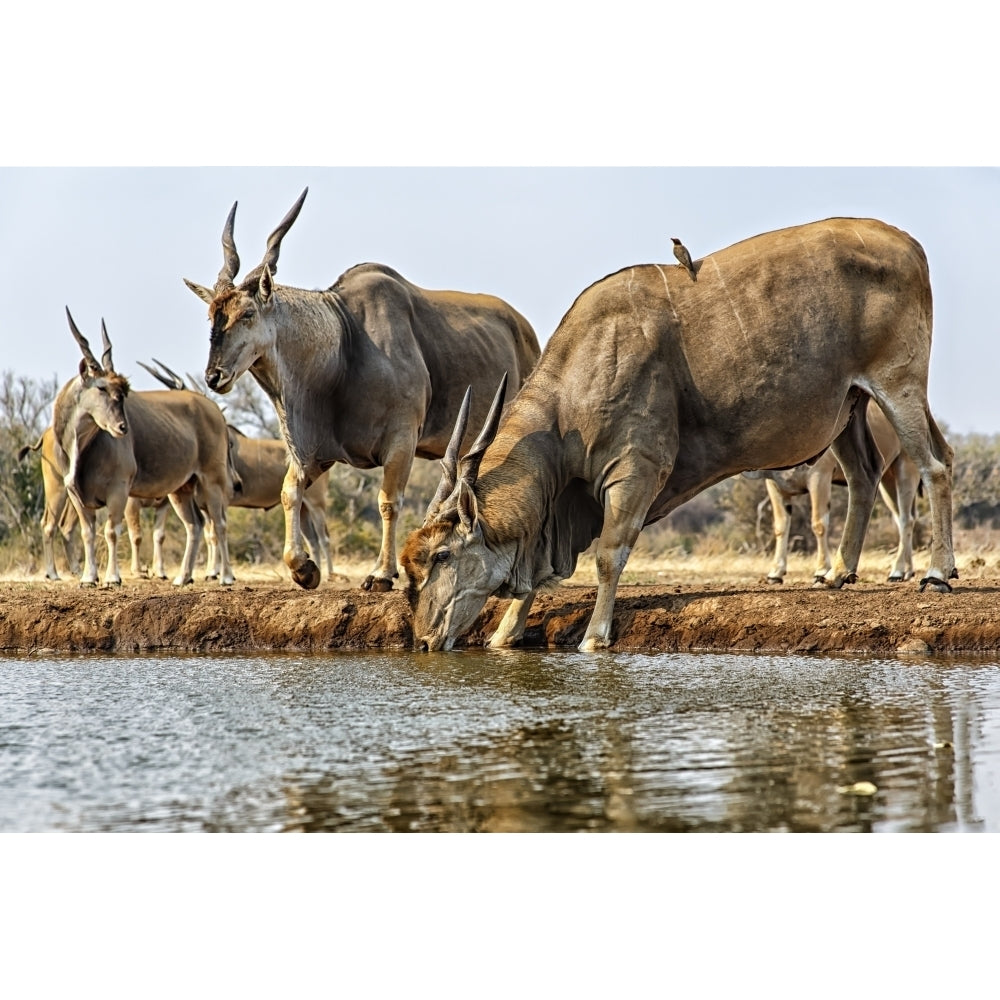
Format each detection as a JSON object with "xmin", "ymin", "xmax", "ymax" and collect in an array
[{"xmin": 2, "ymin": 575, "xmax": 1000, "ymax": 656}]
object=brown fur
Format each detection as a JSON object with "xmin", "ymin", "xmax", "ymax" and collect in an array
[
  {"xmin": 403, "ymin": 217, "xmax": 957, "ymax": 652},
  {"xmin": 187, "ymin": 192, "xmax": 542, "ymax": 593},
  {"xmin": 400, "ymin": 521, "xmax": 453, "ymax": 607}
]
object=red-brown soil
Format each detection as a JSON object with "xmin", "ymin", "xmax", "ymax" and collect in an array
[{"xmin": 2, "ymin": 553, "xmax": 999, "ymax": 656}]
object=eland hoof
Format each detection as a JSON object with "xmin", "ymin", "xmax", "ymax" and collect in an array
[
  {"xmin": 292, "ymin": 560, "xmax": 321, "ymax": 590},
  {"xmin": 361, "ymin": 575, "xmax": 394, "ymax": 593},
  {"xmin": 919, "ymin": 576, "xmax": 953, "ymax": 593},
  {"xmin": 766, "ymin": 575, "xmax": 784, "ymax": 585}
]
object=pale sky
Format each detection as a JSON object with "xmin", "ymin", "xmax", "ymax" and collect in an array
[{"xmin": 2, "ymin": 167, "xmax": 998, "ymax": 434}]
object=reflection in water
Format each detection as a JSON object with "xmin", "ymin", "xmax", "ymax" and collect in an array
[{"xmin": 1, "ymin": 650, "xmax": 999, "ymax": 831}]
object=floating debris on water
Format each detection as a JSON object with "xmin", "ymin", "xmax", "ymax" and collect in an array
[{"xmin": 838, "ymin": 781, "xmax": 878, "ymax": 796}]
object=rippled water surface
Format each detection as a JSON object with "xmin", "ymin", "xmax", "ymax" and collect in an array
[{"xmin": 2, "ymin": 650, "xmax": 999, "ymax": 831}]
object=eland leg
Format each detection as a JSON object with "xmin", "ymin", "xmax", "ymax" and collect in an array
[
  {"xmin": 198, "ymin": 484, "xmax": 234, "ymax": 586},
  {"xmin": 307, "ymin": 506, "xmax": 334, "ymax": 578},
  {"xmin": 59, "ymin": 501, "xmax": 81, "ymax": 577},
  {"xmin": 806, "ymin": 461, "xmax": 835, "ymax": 585},
  {"xmin": 203, "ymin": 517, "xmax": 219, "ymax": 580},
  {"xmin": 764, "ymin": 479, "xmax": 792, "ymax": 584},
  {"xmin": 124, "ymin": 498, "xmax": 145, "ymax": 578},
  {"xmin": 489, "ymin": 593, "xmax": 537, "ymax": 648},
  {"xmin": 282, "ymin": 460, "xmax": 320, "ymax": 590},
  {"xmin": 879, "ymin": 457, "xmax": 919, "ymax": 582},
  {"xmin": 101, "ymin": 491, "xmax": 128, "ymax": 587},
  {"xmin": 168, "ymin": 490, "xmax": 204, "ymax": 586},
  {"xmin": 873, "ymin": 399, "xmax": 955, "ymax": 589},
  {"xmin": 580, "ymin": 459, "xmax": 664, "ymax": 652},
  {"xmin": 821, "ymin": 403, "xmax": 882, "ymax": 589},
  {"xmin": 151, "ymin": 501, "xmax": 169, "ymax": 580},
  {"xmin": 66, "ymin": 484, "xmax": 100, "ymax": 588},
  {"xmin": 362, "ymin": 446, "xmax": 415, "ymax": 593},
  {"xmin": 41, "ymin": 500, "xmax": 63, "ymax": 580},
  {"xmin": 302, "ymin": 507, "xmax": 332, "ymax": 582}
]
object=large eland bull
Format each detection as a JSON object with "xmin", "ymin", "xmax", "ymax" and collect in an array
[
  {"xmin": 184, "ymin": 188, "xmax": 541, "ymax": 592},
  {"xmin": 54, "ymin": 311, "xmax": 239, "ymax": 587},
  {"xmin": 401, "ymin": 217, "xmax": 957, "ymax": 652},
  {"xmin": 752, "ymin": 403, "xmax": 922, "ymax": 584}
]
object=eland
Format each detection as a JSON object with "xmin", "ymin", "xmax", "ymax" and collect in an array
[
  {"xmin": 184, "ymin": 188, "xmax": 540, "ymax": 592},
  {"xmin": 55, "ymin": 310, "xmax": 239, "ymax": 587},
  {"xmin": 400, "ymin": 217, "xmax": 956, "ymax": 652}
]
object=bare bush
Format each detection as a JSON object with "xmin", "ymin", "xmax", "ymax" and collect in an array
[{"xmin": 0, "ymin": 371, "xmax": 60, "ymax": 554}]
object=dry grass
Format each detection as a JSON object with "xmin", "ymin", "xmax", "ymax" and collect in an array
[
  {"xmin": 5, "ymin": 528, "xmax": 1000, "ymax": 590},
  {"xmin": 565, "ymin": 527, "xmax": 1000, "ymax": 588}
]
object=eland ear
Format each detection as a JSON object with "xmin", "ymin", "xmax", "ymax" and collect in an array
[
  {"xmin": 456, "ymin": 479, "xmax": 479, "ymax": 533},
  {"xmin": 184, "ymin": 278, "xmax": 215, "ymax": 305},
  {"xmin": 258, "ymin": 264, "xmax": 273, "ymax": 304}
]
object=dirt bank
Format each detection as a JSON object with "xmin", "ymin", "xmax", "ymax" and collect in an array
[{"xmin": 2, "ymin": 559, "xmax": 999, "ymax": 656}]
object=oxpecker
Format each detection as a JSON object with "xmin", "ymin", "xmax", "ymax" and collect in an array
[{"xmin": 671, "ymin": 237, "xmax": 696, "ymax": 279}]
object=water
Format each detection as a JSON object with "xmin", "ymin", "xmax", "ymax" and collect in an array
[{"xmin": 2, "ymin": 649, "xmax": 999, "ymax": 832}]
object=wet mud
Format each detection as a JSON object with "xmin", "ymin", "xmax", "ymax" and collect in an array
[{"xmin": 2, "ymin": 575, "xmax": 999, "ymax": 656}]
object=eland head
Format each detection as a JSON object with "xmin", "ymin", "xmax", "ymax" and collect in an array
[
  {"xmin": 65, "ymin": 308, "xmax": 130, "ymax": 437},
  {"xmin": 184, "ymin": 188, "xmax": 308, "ymax": 394},
  {"xmin": 400, "ymin": 374, "xmax": 511, "ymax": 651}
]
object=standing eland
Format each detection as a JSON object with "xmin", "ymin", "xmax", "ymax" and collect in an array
[
  {"xmin": 54, "ymin": 310, "xmax": 239, "ymax": 587},
  {"xmin": 400, "ymin": 217, "xmax": 957, "ymax": 652},
  {"xmin": 184, "ymin": 188, "xmax": 540, "ymax": 591}
]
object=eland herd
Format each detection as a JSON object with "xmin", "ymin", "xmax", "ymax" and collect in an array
[{"xmin": 24, "ymin": 189, "xmax": 957, "ymax": 652}]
